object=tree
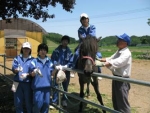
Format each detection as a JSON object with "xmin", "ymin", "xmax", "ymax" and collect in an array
[
  {"xmin": 130, "ymin": 35, "xmax": 141, "ymax": 46},
  {"xmin": 99, "ymin": 36, "xmax": 117, "ymax": 46},
  {"xmin": 140, "ymin": 35, "xmax": 150, "ymax": 44},
  {"xmin": 0, "ymin": 0, "xmax": 76, "ymax": 22},
  {"xmin": 43, "ymin": 35, "xmax": 47, "ymax": 44},
  {"xmin": 45, "ymin": 32, "xmax": 77, "ymax": 44}
]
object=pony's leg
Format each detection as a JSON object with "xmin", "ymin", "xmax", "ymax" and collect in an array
[
  {"xmin": 86, "ymin": 82, "xmax": 90, "ymax": 98},
  {"xmin": 91, "ymin": 77, "xmax": 106, "ymax": 113},
  {"xmin": 78, "ymin": 78, "xmax": 84, "ymax": 112}
]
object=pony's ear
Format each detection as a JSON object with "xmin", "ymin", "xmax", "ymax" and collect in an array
[{"xmin": 97, "ymin": 36, "xmax": 102, "ymax": 42}]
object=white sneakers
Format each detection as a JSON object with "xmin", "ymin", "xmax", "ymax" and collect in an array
[
  {"xmin": 49, "ymin": 105, "xmax": 55, "ymax": 109},
  {"xmin": 62, "ymin": 100, "xmax": 67, "ymax": 107},
  {"xmin": 70, "ymin": 72, "xmax": 75, "ymax": 78}
]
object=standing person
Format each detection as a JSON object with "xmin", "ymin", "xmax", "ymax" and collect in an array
[
  {"xmin": 100, "ymin": 33, "xmax": 132, "ymax": 113},
  {"xmin": 30, "ymin": 43, "xmax": 54, "ymax": 113},
  {"xmin": 72, "ymin": 13, "xmax": 102, "ymax": 79},
  {"xmin": 51, "ymin": 35, "xmax": 73, "ymax": 107},
  {"xmin": 12, "ymin": 42, "xmax": 34, "ymax": 113}
]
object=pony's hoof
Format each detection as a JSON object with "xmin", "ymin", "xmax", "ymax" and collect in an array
[{"xmin": 87, "ymin": 94, "xmax": 90, "ymax": 98}]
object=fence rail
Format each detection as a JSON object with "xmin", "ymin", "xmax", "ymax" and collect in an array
[{"xmin": 64, "ymin": 67, "xmax": 150, "ymax": 87}]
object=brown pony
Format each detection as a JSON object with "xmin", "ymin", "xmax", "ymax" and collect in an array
[{"xmin": 77, "ymin": 35, "xmax": 105, "ymax": 113}]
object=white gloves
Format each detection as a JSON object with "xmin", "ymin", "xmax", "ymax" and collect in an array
[
  {"xmin": 20, "ymin": 73, "xmax": 29, "ymax": 79},
  {"xmin": 17, "ymin": 64, "xmax": 23, "ymax": 72},
  {"xmin": 95, "ymin": 60, "xmax": 105, "ymax": 67},
  {"xmin": 34, "ymin": 67, "xmax": 43, "ymax": 77},
  {"xmin": 55, "ymin": 65, "xmax": 62, "ymax": 70},
  {"xmin": 55, "ymin": 65, "xmax": 67, "ymax": 70},
  {"xmin": 96, "ymin": 56, "xmax": 102, "ymax": 61},
  {"xmin": 11, "ymin": 81, "xmax": 19, "ymax": 92}
]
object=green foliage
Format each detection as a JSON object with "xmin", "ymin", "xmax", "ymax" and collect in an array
[
  {"xmin": 0, "ymin": 0, "xmax": 76, "ymax": 22},
  {"xmin": 100, "ymin": 35, "xmax": 150, "ymax": 46},
  {"xmin": 43, "ymin": 35, "xmax": 47, "ymax": 44},
  {"xmin": 140, "ymin": 35, "xmax": 150, "ymax": 44},
  {"xmin": 100, "ymin": 46, "xmax": 150, "ymax": 60},
  {"xmin": 47, "ymin": 33, "xmax": 63, "ymax": 44},
  {"xmin": 99, "ymin": 36, "xmax": 117, "ymax": 46},
  {"xmin": 44, "ymin": 33, "xmax": 78, "ymax": 44},
  {"xmin": 45, "ymin": 32, "xmax": 150, "ymax": 47},
  {"xmin": 130, "ymin": 35, "xmax": 141, "ymax": 46}
]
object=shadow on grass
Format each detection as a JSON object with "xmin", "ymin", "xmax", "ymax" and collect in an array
[
  {"xmin": 60, "ymin": 92, "xmax": 103, "ymax": 113},
  {"xmin": 0, "ymin": 76, "xmax": 15, "ymax": 113}
]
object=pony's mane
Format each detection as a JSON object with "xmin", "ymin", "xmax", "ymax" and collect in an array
[{"xmin": 79, "ymin": 35, "xmax": 98, "ymax": 59}]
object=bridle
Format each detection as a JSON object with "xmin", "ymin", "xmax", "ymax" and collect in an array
[{"xmin": 82, "ymin": 56, "xmax": 95, "ymax": 66}]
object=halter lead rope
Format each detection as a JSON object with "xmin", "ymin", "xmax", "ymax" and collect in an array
[{"xmin": 82, "ymin": 56, "xmax": 95, "ymax": 65}]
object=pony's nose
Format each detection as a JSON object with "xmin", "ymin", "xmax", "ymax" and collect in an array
[{"xmin": 84, "ymin": 70, "xmax": 93, "ymax": 77}]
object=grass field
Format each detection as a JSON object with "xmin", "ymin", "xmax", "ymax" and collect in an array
[
  {"xmin": 100, "ymin": 46, "xmax": 150, "ymax": 59},
  {"xmin": 47, "ymin": 40, "xmax": 150, "ymax": 59}
]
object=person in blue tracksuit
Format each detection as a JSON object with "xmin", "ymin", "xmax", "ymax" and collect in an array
[
  {"xmin": 78, "ymin": 13, "xmax": 96, "ymax": 43},
  {"xmin": 51, "ymin": 35, "xmax": 73, "ymax": 107},
  {"xmin": 12, "ymin": 42, "xmax": 34, "ymax": 113},
  {"xmin": 30, "ymin": 43, "xmax": 54, "ymax": 113},
  {"xmin": 72, "ymin": 13, "xmax": 102, "ymax": 72}
]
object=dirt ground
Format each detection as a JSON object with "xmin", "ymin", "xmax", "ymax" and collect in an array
[
  {"xmin": 69, "ymin": 59, "xmax": 150, "ymax": 113},
  {"xmin": 0, "ymin": 59, "xmax": 150, "ymax": 113}
]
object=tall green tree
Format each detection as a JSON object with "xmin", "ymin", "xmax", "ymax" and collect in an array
[{"xmin": 0, "ymin": 0, "xmax": 76, "ymax": 22}]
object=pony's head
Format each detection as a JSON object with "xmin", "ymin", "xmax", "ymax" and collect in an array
[{"xmin": 79, "ymin": 35, "xmax": 101, "ymax": 77}]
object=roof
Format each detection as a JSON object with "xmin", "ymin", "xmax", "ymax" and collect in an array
[{"xmin": 0, "ymin": 18, "xmax": 47, "ymax": 34}]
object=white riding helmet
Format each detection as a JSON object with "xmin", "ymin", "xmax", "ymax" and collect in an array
[{"xmin": 80, "ymin": 13, "xmax": 89, "ymax": 19}]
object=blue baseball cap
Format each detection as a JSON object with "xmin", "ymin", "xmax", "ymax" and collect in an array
[{"xmin": 116, "ymin": 33, "xmax": 131, "ymax": 45}]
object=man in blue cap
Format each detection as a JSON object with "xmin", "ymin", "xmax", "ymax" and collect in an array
[{"xmin": 100, "ymin": 33, "xmax": 132, "ymax": 113}]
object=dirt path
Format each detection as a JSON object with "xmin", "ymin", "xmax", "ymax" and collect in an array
[{"xmin": 70, "ymin": 59, "xmax": 150, "ymax": 113}]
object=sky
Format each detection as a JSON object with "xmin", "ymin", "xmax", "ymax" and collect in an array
[{"xmin": 27, "ymin": 0, "xmax": 150, "ymax": 40}]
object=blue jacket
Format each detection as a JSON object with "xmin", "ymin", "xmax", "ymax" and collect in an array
[
  {"xmin": 96, "ymin": 52, "xmax": 102, "ymax": 73},
  {"xmin": 30, "ymin": 57, "xmax": 54, "ymax": 90},
  {"xmin": 51, "ymin": 45, "xmax": 73, "ymax": 68},
  {"xmin": 12, "ymin": 54, "xmax": 34, "ymax": 82},
  {"xmin": 78, "ymin": 24, "xmax": 96, "ymax": 43},
  {"xmin": 96, "ymin": 52, "xmax": 102, "ymax": 59}
]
